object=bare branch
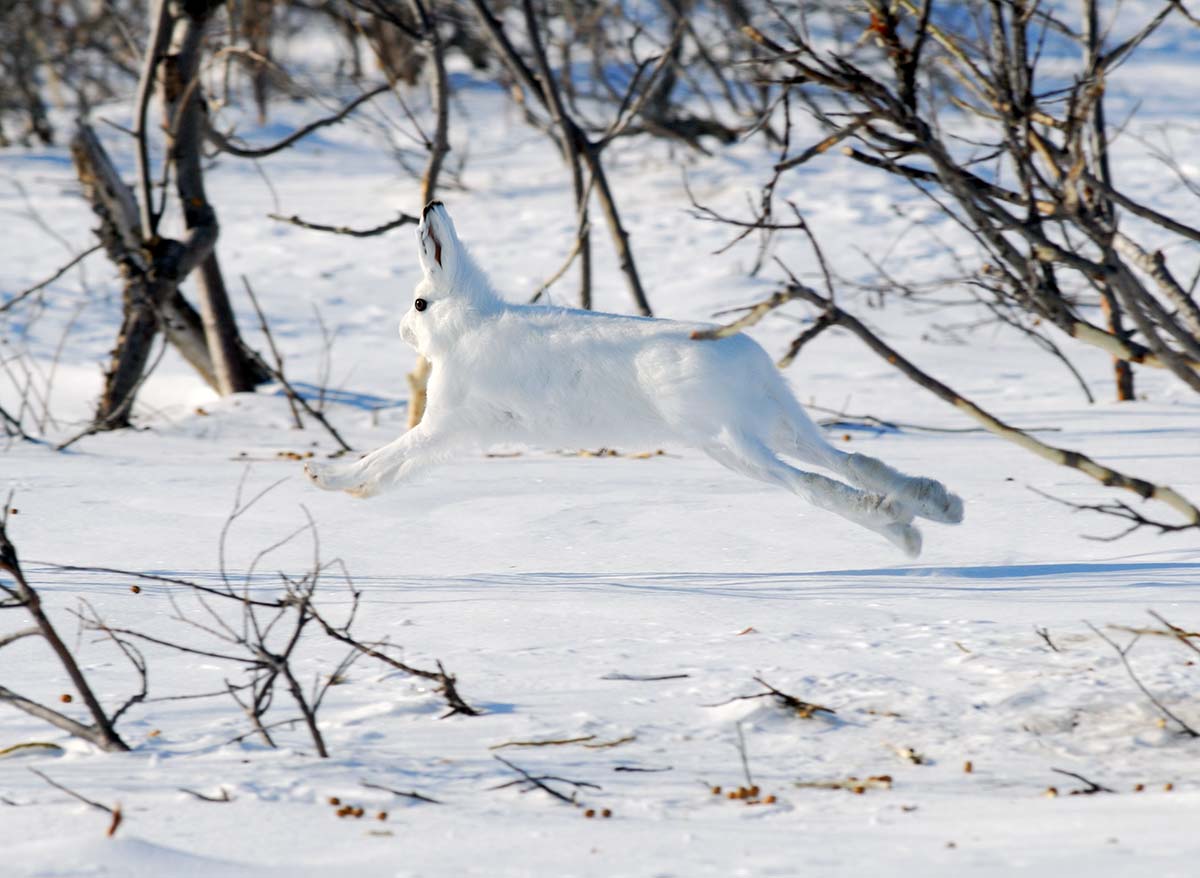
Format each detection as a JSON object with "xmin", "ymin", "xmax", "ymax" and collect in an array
[
  {"xmin": 267, "ymin": 212, "xmax": 418, "ymax": 238},
  {"xmin": 1146, "ymin": 611, "xmax": 1200, "ymax": 659},
  {"xmin": 178, "ymin": 787, "xmax": 234, "ymax": 803},
  {"xmin": 1, "ymin": 245, "xmax": 101, "ymax": 315},
  {"xmin": 704, "ymin": 676, "xmax": 835, "ymax": 719},
  {"xmin": 206, "ymin": 84, "xmax": 391, "ymax": 158},
  {"xmin": 1034, "ymin": 626, "xmax": 1060, "ymax": 653},
  {"xmin": 774, "ymin": 283, "xmax": 1200, "ymax": 530},
  {"xmin": 491, "ymin": 754, "xmax": 598, "ymax": 804},
  {"xmin": 241, "ymin": 276, "xmax": 352, "ymax": 451},
  {"xmin": 490, "ymin": 735, "xmax": 596, "ymax": 750},
  {"xmin": 1087, "ymin": 621, "xmax": 1199, "ymax": 738},
  {"xmin": 360, "ymin": 780, "xmax": 441, "ymax": 804},
  {"xmin": 309, "ymin": 606, "xmax": 480, "ymax": 718},
  {"xmin": 29, "ymin": 768, "xmax": 115, "ymax": 814},
  {"xmin": 1050, "ymin": 768, "xmax": 1116, "ymax": 794},
  {"xmin": 0, "ymin": 505, "xmax": 129, "ymax": 751},
  {"xmin": 0, "ymin": 627, "xmax": 40, "ymax": 650}
]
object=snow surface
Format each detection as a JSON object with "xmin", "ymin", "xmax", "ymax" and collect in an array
[{"xmin": 2, "ymin": 14, "xmax": 1200, "ymax": 877}]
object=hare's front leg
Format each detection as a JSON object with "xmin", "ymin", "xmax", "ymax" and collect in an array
[
  {"xmin": 306, "ymin": 456, "xmax": 365, "ymax": 492},
  {"xmin": 304, "ymin": 423, "xmax": 456, "ymax": 498}
]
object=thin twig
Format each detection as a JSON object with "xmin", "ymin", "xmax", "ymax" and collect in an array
[
  {"xmin": 267, "ymin": 212, "xmax": 418, "ymax": 238},
  {"xmin": 705, "ymin": 676, "xmax": 835, "ymax": 719},
  {"xmin": 207, "ymin": 84, "xmax": 391, "ymax": 158},
  {"xmin": 308, "ymin": 607, "xmax": 480, "ymax": 717},
  {"xmin": 490, "ymin": 735, "xmax": 596, "ymax": 750},
  {"xmin": 241, "ymin": 275, "xmax": 300, "ymax": 428},
  {"xmin": 29, "ymin": 768, "xmax": 113, "ymax": 813},
  {"xmin": 1050, "ymin": 768, "xmax": 1115, "ymax": 794},
  {"xmin": 178, "ymin": 787, "xmax": 234, "ymax": 803},
  {"xmin": 491, "ymin": 754, "xmax": 595, "ymax": 805},
  {"xmin": 1147, "ymin": 611, "xmax": 1200, "ymax": 659},
  {"xmin": 1, "ymin": 246, "xmax": 101, "ymax": 314},
  {"xmin": 582, "ymin": 735, "xmax": 636, "ymax": 749},
  {"xmin": 360, "ymin": 780, "xmax": 442, "ymax": 804},
  {"xmin": 239, "ymin": 277, "xmax": 352, "ymax": 452},
  {"xmin": 1087, "ymin": 621, "xmax": 1199, "ymax": 738},
  {"xmin": 613, "ymin": 765, "xmax": 672, "ymax": 773},
  {"xmin": 1035, "ymin": 626, "xmax": 1061, "ymax": 653},
  {"xmin": 735, "ymin": 722, "xmax": 754, "ymax": 789}
]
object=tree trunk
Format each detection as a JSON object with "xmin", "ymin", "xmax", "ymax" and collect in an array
[
  {"xmin": 97, "ymin": 280, "xmax": 159, "ymax": 429},
  {"xmin": 1083, "ymin": 0, "xmax": 1134, "ymax": 401},
  {"xmin": 165, "ymin": 1, "xmax": 260, "ymax": 395},
  {"xmin": 72, "ymin": 123, "xmax": 218, "ymax": 424}
]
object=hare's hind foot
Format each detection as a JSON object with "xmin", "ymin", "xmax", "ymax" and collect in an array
[
  {"xmin": 844, "ymin": 453, "xmax": 964, "ymax": 525},
  {"xmin": 888, "ymin": 473, "xmax": 963, "ymax": 525},
  {"xmin": 878, "ymin": 521, "xmax": 923, "ymax": 558}
]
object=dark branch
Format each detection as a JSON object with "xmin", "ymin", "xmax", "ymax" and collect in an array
[{"xmin": 206, "ymin": 84, "xmax": 391, "ymax": 158}]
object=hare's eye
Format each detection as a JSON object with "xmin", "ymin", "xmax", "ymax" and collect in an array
[{"xmin": 414, "ymin": 298, "xmax": 428, "ymax": 312}]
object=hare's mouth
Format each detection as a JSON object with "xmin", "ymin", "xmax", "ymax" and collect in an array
[{"xmin": 400, "ymin": 322, "xmax": 417, "ymax": 348}]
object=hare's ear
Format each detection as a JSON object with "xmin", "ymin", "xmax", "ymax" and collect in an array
[{"xmin": 416, "ymin": 201, "xmax": 463, "ymax": 284}]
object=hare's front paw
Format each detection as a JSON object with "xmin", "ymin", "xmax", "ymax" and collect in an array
[
  {"xmin": 305, "ymin": 460, "xmax": 355, "ymax": 491},
  {"xmin": 346, "ymin": 479, "xmax": 382, "ymax": 499}
]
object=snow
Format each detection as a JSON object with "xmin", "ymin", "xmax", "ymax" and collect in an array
[{"xmin": 2, "ymin": 16, "xmax": 1200, "ymax": 877}]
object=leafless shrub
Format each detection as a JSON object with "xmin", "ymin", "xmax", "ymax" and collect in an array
[
  {"xmin": 37, "ymin": 476, "xmax": 480, "ymax": 756},
  {"xmin": 691, "ymin": 1, "xmax": 1200, "ymax": 535},
  {"xmin": 0, "ymin": 1, "xmax": 143, "ymax": 147},
  {"xmin": 732, "ymin": 2, "xmax": 1200, "ymax": 390},
  {"xmin": 0, "ymin": 498, "xmax": 132, "ymax": 752},
  {"xmin": 1088, "ymin": 613, "xmax": 1199, "ymax": 738}
]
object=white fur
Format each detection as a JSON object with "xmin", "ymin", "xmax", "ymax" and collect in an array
[{"xmin": 305, "ymin": 203, "xmax": 964, "ymax": 556}]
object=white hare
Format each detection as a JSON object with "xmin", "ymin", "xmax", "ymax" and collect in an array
[{"xmin": 305, "ymin": 202, "xmax": 963, "ymax": 556}]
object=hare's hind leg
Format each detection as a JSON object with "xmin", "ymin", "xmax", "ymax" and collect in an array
[
  {"xmin": 773, "ymin": 412, "xmax": 964, "ymax": 525},
  {"xmin": 702, "ymin": 434, "xmax": 922, "ymax": 557}
]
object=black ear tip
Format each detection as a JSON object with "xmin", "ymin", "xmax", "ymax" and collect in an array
[{"xmin": 421, "ymin": 200, "xmax": 444, "ymax": 219}]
